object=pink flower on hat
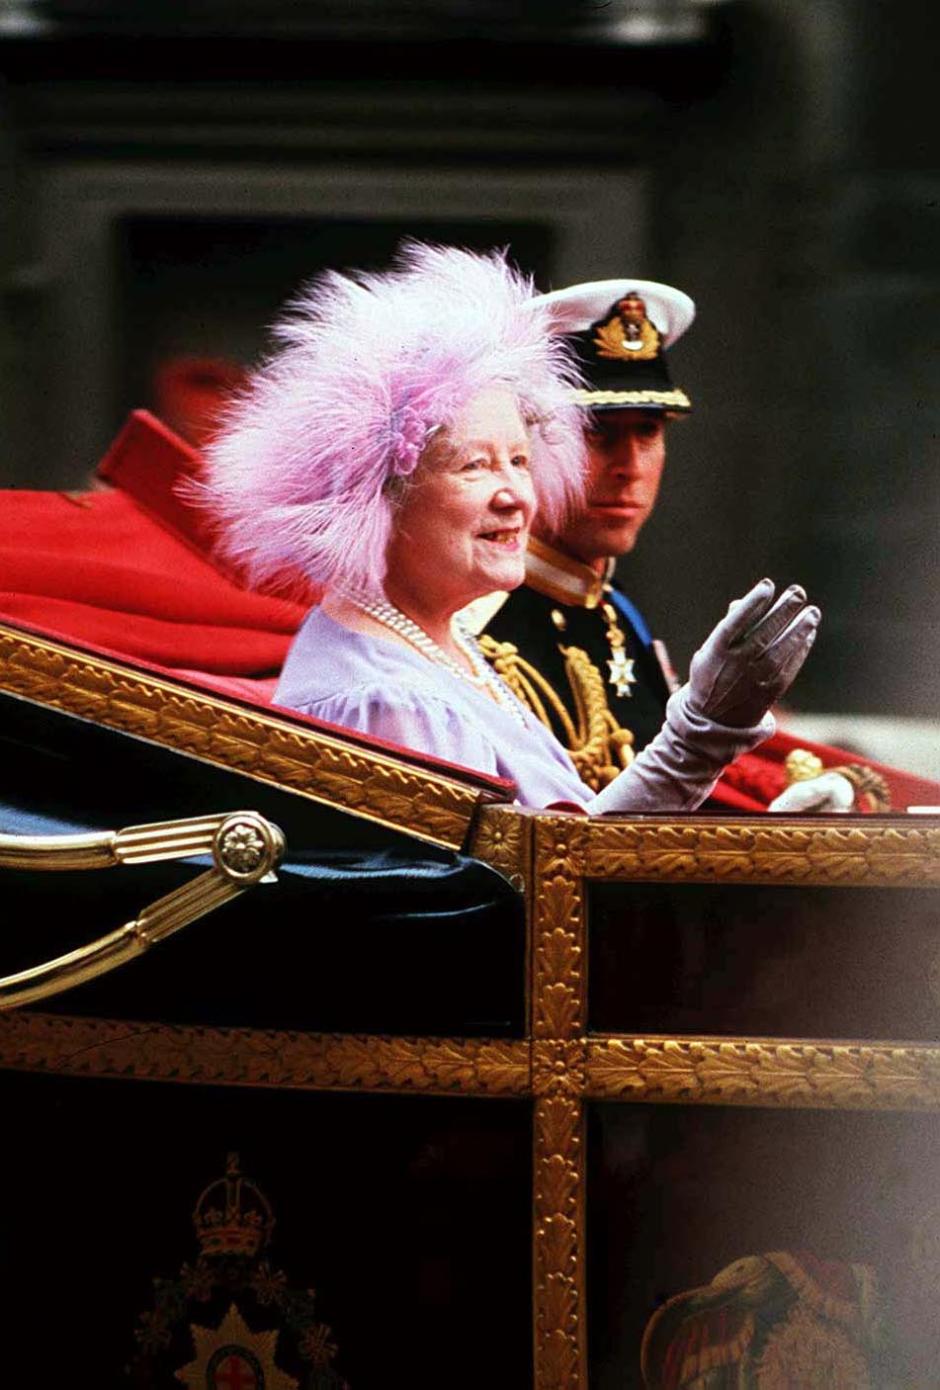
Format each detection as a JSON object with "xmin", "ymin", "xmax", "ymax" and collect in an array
[{"xmin": 387, "ymin": 403, "xmax": 429, "ymax": 477}]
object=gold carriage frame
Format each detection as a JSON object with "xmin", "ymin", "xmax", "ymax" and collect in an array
[{"xmin": 2, "ymin": 623, "xmax": 940, "ymax": 1388}]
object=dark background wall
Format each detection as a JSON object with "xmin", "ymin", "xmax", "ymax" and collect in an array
[{"xmin": 0, "ymin": 0, "xmax": 936, "ymax": 718}]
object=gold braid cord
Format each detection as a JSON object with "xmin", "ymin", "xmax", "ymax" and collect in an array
[
  {"xmin": 478, "ymin": 636, "xmax": 632, "ymax": 792},
  {"xmin": 830, "ymin": 764, "xmax": 893, "ymax": 813},
  {"xmin": 785, "ymin": 750, "xmax": 893, "ymax": 813}
]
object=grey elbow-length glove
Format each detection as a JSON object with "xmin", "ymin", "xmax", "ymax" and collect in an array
[{"xmin": 587, "ymin": 579, "xmax": 820, "ymax": 815}]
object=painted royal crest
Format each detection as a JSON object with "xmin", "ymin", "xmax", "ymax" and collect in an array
[
  {"xmin": 129, "ymin": 1154, "xmax": 348, "ymax": 1390},
  {"xmin": 592, "ymin": 292, "xmax": 661, "ymax": 362}
]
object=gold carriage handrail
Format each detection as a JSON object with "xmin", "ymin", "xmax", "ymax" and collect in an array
[
  {"xmin": 0, "ymin": 811, "xmax": 285, "ymax": 1010},
  {"xmin": 0, "ymin": 813, "xmax": 268, "ymax": 872}
]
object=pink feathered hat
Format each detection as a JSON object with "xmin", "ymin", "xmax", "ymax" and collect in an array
[{"xmin": 199, "ymin": 242, "xmax": 586, "ymax": 600}]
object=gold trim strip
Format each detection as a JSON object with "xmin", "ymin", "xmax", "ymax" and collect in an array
[
  {"xmin": 0, "ymin": 624, "xmax": 498, "ymax": 850},
  {"xmin": 586, "ymin": 1036, "xmax": 940, "ymax": 1111},
  {"xmin": 517, "ymin": 567, "xmax": 590, "ymax": 610},
  {"xmin": 0, "ymin": 1011, "xmax": 530, "ymax": 1096},
  {"xmin": 534, "ymin": 1092, "xmax": 586, "ymax": 1389},
  {"xmin": 525, "ymin": 536, "xmax": 605, "ymax": 609},
  {"xmin": 525, "ymin": 550, "xmax": 602, "ymax": 609},
  {"xmin": 578, "ymin": 817, "xmax": 940, "ymax": 886},
  {"xmin": 531, "ymin": 818, "xmax": 589, "ymax": 1390},
  {"xmin": 571, "ymin": 388, "xmax": 691, "ymax": 409},
  {"xmin": 533, "ymin": 820, "xmax": 588, "ymax": 1045},
  {"xmin": 527, "ymin": 535, "xmax": 600, "ymax": 587}
]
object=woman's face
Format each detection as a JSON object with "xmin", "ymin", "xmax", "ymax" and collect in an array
[{"xmin": 385, "ymin": 386, "xmax": 536, "ymax": 614}]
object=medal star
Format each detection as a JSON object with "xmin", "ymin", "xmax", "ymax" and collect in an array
[
  {"xmin": 607, "ymin": 649, "xmax": 636, "ymax": 697},
  {"xmin": 176, "ymin": 1303, "xmax": 298, "ymax": 1390}
]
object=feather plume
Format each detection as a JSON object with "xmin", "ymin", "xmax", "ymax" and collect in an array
[{"xmin": 198, "ymin": 242, "xmax": 586, "ymax": 599}]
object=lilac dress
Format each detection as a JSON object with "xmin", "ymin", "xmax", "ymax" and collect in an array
[{"xmin": 275, "ymin": 607, "xmax": 595, "ymax": 808}]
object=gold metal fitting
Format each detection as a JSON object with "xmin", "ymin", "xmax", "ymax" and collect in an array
[{"xmin": 0, "ymin": 810, "xmax": 286, "ymax": 1010}]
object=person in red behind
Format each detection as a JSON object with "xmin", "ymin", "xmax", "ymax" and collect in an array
[
  {"xmin": 0, "ymin": 410, "xmax": 309, "ymax": 699},
  {"xmin": 153, "ymin": 356, "xmax": 250, "ymax": 451}
]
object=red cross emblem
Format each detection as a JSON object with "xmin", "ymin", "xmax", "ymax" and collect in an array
[{"xmin": 210, "ymin": 1349, "xmax": 260, "ymax": 1390}]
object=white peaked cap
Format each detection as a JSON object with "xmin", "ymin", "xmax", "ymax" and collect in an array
[{"xmin": 532, "ymin": 278, "xmax": 695, "ymax": 349}]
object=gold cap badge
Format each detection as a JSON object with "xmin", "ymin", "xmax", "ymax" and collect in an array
[{"xmin": 593, "ymin": 292, "xmax": 662, "ymax": 363}]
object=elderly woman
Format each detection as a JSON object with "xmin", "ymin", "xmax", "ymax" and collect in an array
[{"xmin": 202, "ymin": 244, "xmax": 819, "ymax": 814}]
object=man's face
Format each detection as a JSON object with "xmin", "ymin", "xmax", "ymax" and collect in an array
[{"xmin": 537, "ymin": 408, "xmax": 667, "ymax": 566}]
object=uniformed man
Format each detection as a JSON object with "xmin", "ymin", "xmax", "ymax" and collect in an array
[{"xmin": 470, "ymin": 279, "xmax": 901, "ymax": 812}]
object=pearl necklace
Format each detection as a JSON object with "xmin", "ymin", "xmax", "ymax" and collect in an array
[{"xmin": 353, "ymin": 595, "xmax": 529, "ymax": 727}]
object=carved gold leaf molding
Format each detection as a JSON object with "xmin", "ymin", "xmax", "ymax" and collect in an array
[
  {"xmin": 533, "ymin": 821, "xmax": 588, "ymax": 1043},
  {"xmin": 531, "ymin": 820, "xmax": 590, "ymax": 1390},
  {"xmin": 579, "ymin": 819, "xmax": 940, "ymax": 886},
  {"xmin": 14, "ymin": 1019, "xmax": 937, "ymax": 1112},
  {"xmin": 0, "ymin": 626, "xmax": 495, "ymax": 849},
  {"xmin": 0, "ymin": 1011, "xmax": 530, "ymax": 1096},
  {"xmin": 534, "ymin": 1093, "xmax": 584, "ymax": 1390},
  {"xmin": 586, "ymin": 1037, "xmax": 940, "ymax": 1110}
]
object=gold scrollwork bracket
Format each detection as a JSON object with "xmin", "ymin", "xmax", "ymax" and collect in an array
[{"xmin": 0, "ymin": 811, "xmax": 285, "ymax": 1009}]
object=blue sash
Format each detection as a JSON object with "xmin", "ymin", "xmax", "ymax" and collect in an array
[{"xmin": 607, "ymin": 588, "xmax": 653, "ymax": 648}]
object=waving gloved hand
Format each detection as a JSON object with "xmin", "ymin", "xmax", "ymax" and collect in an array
[
  {"xmin": 685, "ymin": 578, "xmax": 821, "ymax": 727},
  {"xmin": 588, "ymin": 579, "xmax": 821, "ymax": 815}
]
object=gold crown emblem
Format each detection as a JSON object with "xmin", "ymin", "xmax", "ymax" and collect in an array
[{"xmin": 193, "ymin": 1152, "xmax": 274, "ymax": 1259}]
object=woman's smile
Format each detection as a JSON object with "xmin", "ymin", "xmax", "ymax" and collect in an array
[
  {"xmin": 385, "ymin": 386, "xmax": 537, "ymax": 617},
  {"xmin": 476, "ymin": 525, "xmax": 525, "ymax": 549}
]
